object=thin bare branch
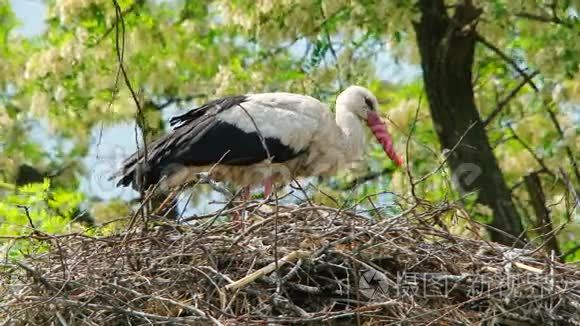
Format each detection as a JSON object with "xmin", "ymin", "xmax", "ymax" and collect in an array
[
  {"xmin": 111, "ymin": 0, "xmax": 149, "ymax": 221},
  {"xmin": 414, "ymin": 120, "xmax": 478, "ymax": 185},
  {"xmin": 484, "ymin": 71, "xmax": 540, "ymax": 127},
  {"xmin": 514, "ymin": 11, "xmax": 574, "ymax": 28},
  {"xmin": 545, "ymin": 104, "xmax": 580, "ymax": 184},
  {"xmin": 406, "ymin": 96, "xmax": 422, "ymax": 200},
  {"xmin": 507, "ymin": 124, "xmax": 555, "ymax": 178},
  {"xmin": 475, "ymin": 34, "xmax": 539, "ymax": 92}
]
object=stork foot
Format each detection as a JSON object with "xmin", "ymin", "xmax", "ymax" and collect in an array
[{"xmin": 230, "ymin": 210, "xmax": 251, "ymax": 230}]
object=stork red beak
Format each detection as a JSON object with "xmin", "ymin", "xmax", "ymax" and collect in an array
[{"xmin": 366, "ymin": 111, "xmax": 403, "ymax": 167}]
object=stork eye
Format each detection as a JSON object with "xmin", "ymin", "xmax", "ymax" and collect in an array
[{"xmin": 364, "ymin": 97, "xmax": 374, "ymax": 110}]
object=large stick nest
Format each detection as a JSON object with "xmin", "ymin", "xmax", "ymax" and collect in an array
[{"xmin": 1, "ymin": 200, "xmax": 579, "ymax": 325}]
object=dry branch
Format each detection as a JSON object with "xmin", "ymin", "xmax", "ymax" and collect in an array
[{"xmin": 225, "ymin": 250, "xmax": 310, "ymax": 291}]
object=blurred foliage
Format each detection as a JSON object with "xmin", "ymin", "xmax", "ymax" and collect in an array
[
  {"xmin": 0, "ymin": 0, "xmax": 578, "ymax": 261},
  {"xmin": 0, "ymin": 179, "xmax": 85, "ymax": 258}
]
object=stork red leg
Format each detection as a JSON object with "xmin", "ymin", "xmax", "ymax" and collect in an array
[
  {"xmin": 231, "ymin": 186, "xmax": 250, "ymax": 230},
  {"xmin": 263, "ymin": 177, "xmax": 273, "ymax": 199}
]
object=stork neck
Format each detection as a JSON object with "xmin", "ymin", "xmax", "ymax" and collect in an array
[{"xmin": 335, "ymin": 107, "xmax": 365, "ymax": 161}]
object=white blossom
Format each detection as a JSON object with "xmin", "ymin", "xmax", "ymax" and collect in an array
[
  {"xmin": 55, "ymin": 0, "xmax": 104, "ymax": 24},
  {"xmin": 0, "ymin": 105, "xmax": 12, "ymax": 127},
  {"xmin": 30, "ymin": 92, "xmax": 50, "ymax": 116},
  {"xmin": 54, "ymin": 86, "xmax": 67, "ymax": 102}
]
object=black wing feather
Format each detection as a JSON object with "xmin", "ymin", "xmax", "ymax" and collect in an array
[
  {"xmin": 114, "ymin": 94, "xmax": 304, "ymax": 189},
  {"xmin": 169, "ymin": 95, "xmax": 247, "ymax": 127}
]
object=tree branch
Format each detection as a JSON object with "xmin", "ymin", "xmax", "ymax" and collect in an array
[
  {"xmin": 507, "ymin": 124, "xmax": 555, "ymax": 178},
  {"xmin": 151, "ymin": 94, "xmax": 207, "ymax": 111},
  {"xmin": 319, "ymin": 3, "xmax": 343, "ymax": 89},
  {"xmin": 474, "ymin": 33, "xmax": 539, "ymax": 92},
  {"xmin": 407, "ymin": 96, "xmax": 422, "ymax": 200},
  {"xmin": 413, "ymin": 121, "xmax": 478, "ymax": 186},
  {"xmin": 112, "ymin": 0, "xmax": 149, "ymax": 223},
  {"xmin": 515, "ymin": 0, "xmax": 573, "ymax": 28},
  {"xmin": 514, "ymin": 12, "xmax": 573, "ymax": 28},
  {"xmin": 545, "ymin": 104, "xmax": 580, "ymax": 184},
  {"xmin": 16, "ymin": 205, "xmax": 35, "ymax": 229},
  {"xmin": 95, "ymin": 1, "xmax": 141, "ymax": 46},
  {"xmin": 524, "ymin": 172, "xmax": 561, "ymax": 257},
  {"xmin": 445, "ymin": 13, "xmax": 539, "ymax": 92},
  {"xmin": 559, "ymin": 167, "xmax": 579, "ymax": 213},
  {"xmin": 483, "ymin": 71, "xmax": 539, "ymax": 127}
]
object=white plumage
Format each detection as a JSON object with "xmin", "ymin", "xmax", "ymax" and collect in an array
[{"xmin": 218, "ymin": 93, "xmax": 323, "ymax": 151}]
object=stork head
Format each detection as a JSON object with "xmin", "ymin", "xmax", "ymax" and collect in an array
[{"xmin": 337, "ymin": 86, "xmax": 403, "ymax": 167}]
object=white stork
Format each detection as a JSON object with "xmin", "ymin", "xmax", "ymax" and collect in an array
[{"xmin": 114, "ymin": 86, "xmax": 403, "ymax": 197}]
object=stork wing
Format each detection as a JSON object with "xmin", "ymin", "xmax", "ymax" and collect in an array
[{"xmin": 114, "ymin": 94, "xmax": 312, "ymax": 189}]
